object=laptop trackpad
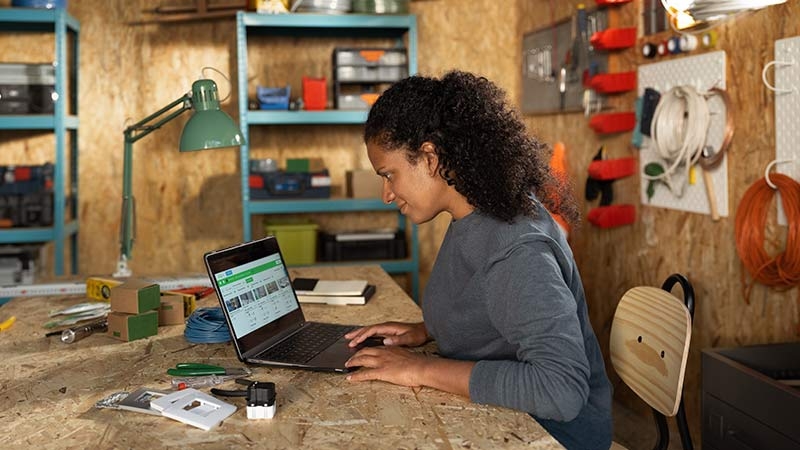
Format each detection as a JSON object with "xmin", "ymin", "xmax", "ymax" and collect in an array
[{"xmin": 308, "ymin": 337, "xmax": 384, "ymax": 372}]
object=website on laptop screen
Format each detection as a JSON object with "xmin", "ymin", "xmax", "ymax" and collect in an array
[{"xmin": 213, "ymin": 253, "xmax": 299, "ymax": 338}]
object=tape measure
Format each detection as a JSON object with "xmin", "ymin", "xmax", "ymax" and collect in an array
[{"xmin": 0, "ymin": 275, "xmax": 212, "ymax": 299}]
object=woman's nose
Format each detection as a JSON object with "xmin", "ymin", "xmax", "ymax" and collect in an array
[{"xmin": 382, "ymin": 182, "xmax": 395, "ymax": 204}]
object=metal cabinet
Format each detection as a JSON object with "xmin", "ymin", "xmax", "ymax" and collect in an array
[
  {"xmin": 235, "ymin": 11, "xmax": 419, "ymax": 300},
  {"xmin": 0, "ymin": 8, "xmax": 79, "ymax": 275}
]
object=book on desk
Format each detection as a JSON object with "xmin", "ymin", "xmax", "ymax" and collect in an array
[{"xmin": 292, "ymin": 278, "xmax": 376, "ymax": 305}]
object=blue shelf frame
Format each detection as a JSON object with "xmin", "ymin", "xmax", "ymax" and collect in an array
[
  {"xmin": 236, "ymin": 11, "xmax": 420, "ymax": 301},
  {"xmin": 0, "ymin": 8, "xmax": 80, "ymax": 275}
]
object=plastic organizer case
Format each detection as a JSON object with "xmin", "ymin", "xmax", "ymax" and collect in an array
[
  {"xmin": 256, "ymin": 85, "xmax": 290, "ymax": 110},
  {"xmin": 336, "ymin": 93, "xmax": 380, "ymax": 110},
  {"xmin": 249, "ymin": 170, "xmax": 331, "ymax": 199}
]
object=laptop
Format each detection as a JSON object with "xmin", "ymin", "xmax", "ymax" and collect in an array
[{"xmin": 204, "ymin": 236, "xmax": 379, "ymax": 373}]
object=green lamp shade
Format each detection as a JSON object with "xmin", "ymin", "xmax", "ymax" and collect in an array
[{"xmin": 179, "ymin": 79, "xmax": 245, "ymax": 152}]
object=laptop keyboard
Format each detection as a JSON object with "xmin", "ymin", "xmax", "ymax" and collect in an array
[{"xmin": 258, "ymin": 323, "xmax": 357, "ymax": 364}]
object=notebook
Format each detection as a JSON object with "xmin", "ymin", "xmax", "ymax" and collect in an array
[{"xmin": 203, "ymin": 236, "xmax": 380, "ymax": 373}]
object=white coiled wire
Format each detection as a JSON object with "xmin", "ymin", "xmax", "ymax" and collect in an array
[{"xmin": 644, "ymin": 85, "xmax": 711, "ymax": 197}]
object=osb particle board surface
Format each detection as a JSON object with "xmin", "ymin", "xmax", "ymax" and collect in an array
[{"xmin": 0, "ymin": 266, "xmax": 563, "ymax": 449}]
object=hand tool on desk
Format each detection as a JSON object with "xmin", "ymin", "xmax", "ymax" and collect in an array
[
  {"xmin": 60, "ymin": 318, "xmax": 108, "ymax": 343},
  {"xmin": 171, "ymin": 374, "xmax": 249, "ymax": 390},
  {"xmin": 167, "ymin": 363, "xmax": 250, "ymax": 377},
  {"xmin": 0, "ymin": 315, "xmax": 16, "ymax": 331}
]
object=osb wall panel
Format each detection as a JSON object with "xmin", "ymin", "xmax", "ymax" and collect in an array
[
  {"xmin": 0, "ymin": 0, "xmax": 523, "ymax": 294},
  {"xmin": 520, "ymin": 0, "xmax": 800, "ymax": 442},
  {"xmin": 408, "ymin": 0, "xmax": 525, "ymax": 296}
]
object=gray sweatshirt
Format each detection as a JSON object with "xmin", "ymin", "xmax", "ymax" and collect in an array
[{"xmin": 422, "ymin": 203, "xmax": 612, "ymax": 450}]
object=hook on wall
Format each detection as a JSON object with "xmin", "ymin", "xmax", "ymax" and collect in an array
[
  {"xmin": 764, "ymin": 158, "xmax": 797, "ymax": 189},
  {"xmin": 761, "ymin": 60, "xmax": 797, "ymax": 94}
]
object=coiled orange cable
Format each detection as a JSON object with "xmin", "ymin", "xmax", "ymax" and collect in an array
[{"xmin": 734, "ymin": 173, "xmax": 800, "ymax": 308}]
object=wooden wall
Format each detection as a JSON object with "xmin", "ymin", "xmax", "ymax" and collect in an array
[
  {"xmin": 518, "ymin": 0, "xmax": 800, "ymax": 443},
  {"xmin": 2, "ymin": 0, "xmax": 799, "ymax": 444}
]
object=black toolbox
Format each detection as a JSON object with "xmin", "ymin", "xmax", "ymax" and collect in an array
[{"xmin": 318, "ymin": 229, "xmax": 406, "ymax": 262}]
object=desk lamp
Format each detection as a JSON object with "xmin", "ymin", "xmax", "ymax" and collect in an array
[
  {"xmin": 661, "ymin": 0, "xmax": 786, "ymax": 31},
  {"xmin": 115, "ymin": 79, "xmax": 244, "ymax": 277}
]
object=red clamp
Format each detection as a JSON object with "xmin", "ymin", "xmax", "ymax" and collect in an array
[
  {"xmin": 590, "ymin": 27, "xmax": 637, "ymax": 51},
  {"xmin": 588, "ymin": 71, "xmax": 637, "ymax": 94},
  {"xmin": 588, "ymin": 157, "xmax": 638, "ymax": 181},
  {"xmin": 587, "ymin": 204, "xmax": 636, "ymax": 228},
  {"xmin": 588, "ymin": 112, "xmax": 636, "ymax": 134}
]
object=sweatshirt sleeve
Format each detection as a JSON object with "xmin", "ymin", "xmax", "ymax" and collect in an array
[{"xmin": 468, "ymin": 238, "xmax": 591, "ymax": 422}]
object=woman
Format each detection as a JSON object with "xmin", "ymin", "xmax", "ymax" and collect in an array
[{"xmin": 344, "ymin": 70, "xmax": 612, "ymax": 450}]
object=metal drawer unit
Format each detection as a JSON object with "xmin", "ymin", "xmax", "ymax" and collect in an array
[{"xmin": 702, "ymin": 343, "xmax": 800, "ymax": 450}]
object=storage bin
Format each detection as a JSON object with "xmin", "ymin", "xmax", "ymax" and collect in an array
[
  {"xmin": 318, "ymin": 230, "xmax": 406, "ymax": 262},
  {"xmin": 336, "ymin": 93, "xmax": 379, "ymax": 110},
  {"xmin": 302, "ymin": 76, "xmax": 327, "ymax": 110},
  {"xmin": 256, "ymin": 85, "xmax": 290, "ymax": 110},
  {"xmin": 264, "ymin": 219, "xmax": 319, "ymax": 265},
  {"xmin": 334, "ymin": 48, "xmax": 407, "ymax": 67}
]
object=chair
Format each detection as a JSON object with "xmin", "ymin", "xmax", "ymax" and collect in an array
[{"xmin": 609, "ymin": 274, "xmax": 695, "ymax": 450}]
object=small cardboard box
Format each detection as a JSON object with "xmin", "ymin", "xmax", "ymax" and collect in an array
[
  {"xmin": 110, "ymin": 279, "xmax": 161, "ymax": 314},
  {"xmin": 161, "ymin": 290, "xmax": 198, "ymax": 318},
  {"xmin": 158, "ymin": 295, "xmax": 185, "ymax": 326},
  {"xmin": 107, "ymin": 310, "xmax": 158, "ymax": 342},
  {"xmin": 346, "ymin": 169, "xmax": 383, "ymax": 199}
]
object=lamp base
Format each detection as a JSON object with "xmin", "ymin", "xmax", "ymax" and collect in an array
[{"xmin": 114, "ymin": 255, "xmax": 132, "ymax": 278}]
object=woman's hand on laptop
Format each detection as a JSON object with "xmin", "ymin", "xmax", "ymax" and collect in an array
[
  {"xmin": 345, "ymin": 321, "xmax": 429, "ymax": 348},
  {"xmin": 344, "ymin": 346, "xmax": 426, "ymax": 387}
]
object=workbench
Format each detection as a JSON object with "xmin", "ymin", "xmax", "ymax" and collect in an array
[{"xmin": 0, "ymin": 265, "xmax": 562, "ymax": 449}]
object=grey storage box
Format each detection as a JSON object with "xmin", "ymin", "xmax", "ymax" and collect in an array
[{"xmin": 0, "ymin": 63, "xmax": 56, "ymax": 114}]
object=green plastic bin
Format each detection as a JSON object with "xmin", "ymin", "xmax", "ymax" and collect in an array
[{"xmin": 264, "ymin": 219, "xmax": 318, "ymax": 265}]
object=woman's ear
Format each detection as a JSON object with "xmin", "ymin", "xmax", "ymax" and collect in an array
[{"xmin": 420, "ymin": 142, "xmax": 439, "ymax": 176}]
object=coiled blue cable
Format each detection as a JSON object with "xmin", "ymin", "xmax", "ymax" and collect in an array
[{"xmin": 184, "ymin": 307, "xmax": 231, "ymax": 344}]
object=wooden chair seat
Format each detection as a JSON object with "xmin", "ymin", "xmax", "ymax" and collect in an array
[{"xmin": 608, "ymin": 274, "xmax": 695, "ymax": 450}]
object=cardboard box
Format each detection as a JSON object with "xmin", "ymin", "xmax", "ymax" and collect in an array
[
  {"xmin": 110, "ymin": 279, "xmax": 161, "ymax": 314},
  {"xmin": 86, "ymin": 276, "xmax": 123, "ymax": 301},
  {"xmin": 161, "ymin": 290, "xmax": 198, "ymax": 318},
  {"xmin": 346, "ymin": 169, "xmax": 383, "ymax": 199},
  {"xmin": 158, "ymin": 295, "xmax": 185, "ymax": 326},
  {"xmin": 107, "ymin": 310, "xmax": 158, "ymax": 342}
]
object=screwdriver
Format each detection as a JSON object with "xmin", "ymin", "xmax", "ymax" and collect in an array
[
  {"xmin": 60, "ymin": 318, "xmax": 108, "ymax": 343},
  {"xmin": 171, "ymin": 374, "xmax": 245, "ymax": 390}
]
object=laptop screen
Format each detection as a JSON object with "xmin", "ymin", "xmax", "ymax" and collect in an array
[{"xmin": 204, "ymin": 237, "xmax": 305, "ymax": 356}]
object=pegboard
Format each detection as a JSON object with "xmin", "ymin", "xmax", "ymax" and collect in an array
[
  {"xmin": 637, "ymin": 51, "xmax": 729, "ymax": 217},
  {"xmin": 773, "ymin": 36, "xmax": 800, "ymax": 226},
  {"xmin": 522, "ymin": 9, "xmax": 608, "ymax": 115}
]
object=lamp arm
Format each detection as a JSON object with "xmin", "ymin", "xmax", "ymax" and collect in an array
[
  {"xmin": 125, "ymin": 94, "xmax": 192, "ymax": 143},
  {"xmin": 116, "ymin": 94, "xmax": 192, "ymax": 277}
]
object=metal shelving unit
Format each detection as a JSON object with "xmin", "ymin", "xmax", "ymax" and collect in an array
[
  {"xmin": 235, "ymin": 11, "xmax": 419, "ymax": 300},
  {"xmin": 0, "ymin": 8, "xmax": 80, "ymax": 275}
]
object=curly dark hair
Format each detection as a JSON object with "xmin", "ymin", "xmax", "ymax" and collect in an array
[{"xmin": 364, "ymin": 70, "xmax": 578, "ymax": 225}]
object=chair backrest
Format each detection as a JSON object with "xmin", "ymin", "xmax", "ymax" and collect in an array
[{"xmin": 610, "ymin": 285, "xmax": 692, "ymax": 417}]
